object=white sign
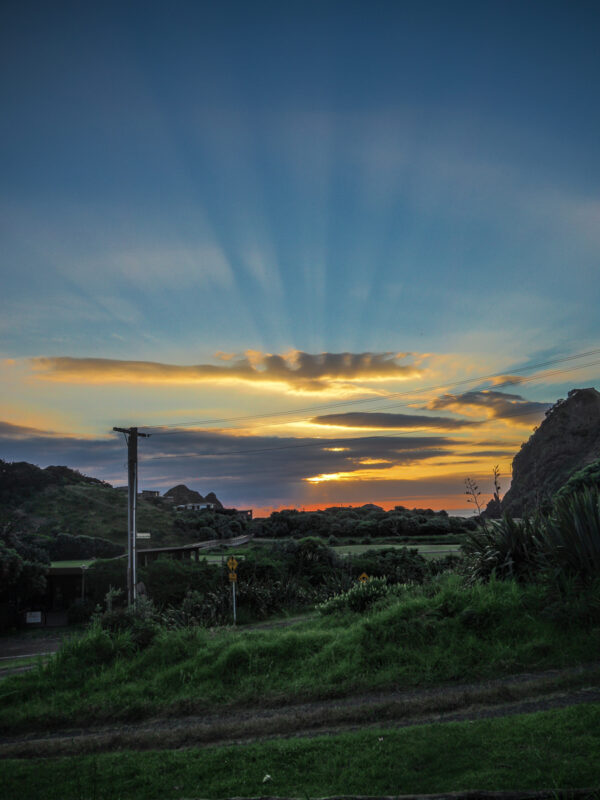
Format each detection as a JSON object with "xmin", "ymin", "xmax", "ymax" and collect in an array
[
  {"xmin": 26, "ymin": 611, "xmax": 42, "ymax": 624},
  {"xmin": 136, "ymin": 532, "xmax": 151, "ymax": 539}
]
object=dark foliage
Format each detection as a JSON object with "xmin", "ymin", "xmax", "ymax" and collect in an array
[
  {"xmin": 0, "ymin": 459, "xmax": 108, "ymax": 508},
  {"xmin": 250, "ymin": 505, "xmax": 473, "ymax": 539}
]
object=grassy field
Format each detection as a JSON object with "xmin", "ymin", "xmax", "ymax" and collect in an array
[
  {"xmin": 332, "ymin": 542, "xmax": 462, "ymax": 559},
  {"xmin": 197, "ymin": 540, "xmax": 463, "ymax": 563},
  {"xmin": 2, "ymin": 704, "xmax": 600, "ymax": 799},
  {"xmin": 1, "ymin": 575, "xmax": 599, "ymax": 733}
]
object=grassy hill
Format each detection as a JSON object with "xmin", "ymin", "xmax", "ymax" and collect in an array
[
  {"xmin": 0, "ymin": 460, "xmax": 242, "ymax": 550},
  {"xmin": 19, "ymin": 483, "xmax": 177, "ymax": 545}
]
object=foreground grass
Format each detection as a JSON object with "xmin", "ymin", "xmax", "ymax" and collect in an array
[
  {"xmin": 3, "ymin": 704, "xmax": 600, "ymax": 799},
  {"xmin": 1, "ymin": 575, "xmax": 599, "ymax": 733}
]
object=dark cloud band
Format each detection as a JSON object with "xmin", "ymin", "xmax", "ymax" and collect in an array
[{"xmin": 311, "ymin": 411, "xmax": 479, "ymax": 430}]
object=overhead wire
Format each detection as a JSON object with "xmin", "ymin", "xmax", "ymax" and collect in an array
[
  {"xmin": 136, "ymin": 358, "xmax": 600, "ymax": 453},
  {"xmin": 139, "ymin": 393, "xmax": 586, "ymax": 462},
  {"xmin": 140, "ymin": 347, "xmax": 600, "ymax": 435}
]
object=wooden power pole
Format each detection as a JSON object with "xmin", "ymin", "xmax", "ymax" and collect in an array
[{"xmin": 113, "ymin": 426, "xmax": 150, "ymax": 606}]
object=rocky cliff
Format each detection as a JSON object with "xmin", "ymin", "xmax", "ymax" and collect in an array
[
  {"xmin": 163, "ymin": 484, "xmax": 223, "ymax": 508},
  {"xmin": 499, "ymin": 387, "xmax": 600, "ymax": 516}
]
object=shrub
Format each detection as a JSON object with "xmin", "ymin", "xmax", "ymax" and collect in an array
[
  {"xmin": 318, "ymin": 576, "xmax": 395, "ymax": 615},
  {"xmin": 348, "ymin": 547, "xmax": 429, "ymax": 584},
  {"xmin": 541, "ymin": 488, "xmax": 600, "ymax": 582},
  {"xmin": 462, "ymin": 514, "xmax": 542, "ymax": 583},
  {"xmin": 140, "ymin": 557, "xmax": 219, "ymax": 607},
  {"xmin": 96, "ymin": 596, "xmax": 159, "ymax": 649}
]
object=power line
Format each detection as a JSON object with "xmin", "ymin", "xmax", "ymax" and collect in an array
[
  {"xmin": 139, "ymin": 396, "xmax": 578, "ymax": 462},
  {"xmin": 141, "ymin": 347, "xmax": 600, "ymax": 434},
  {"xmin": 139, "ymin": 352, "xmax": 600, "ymax": 437},
  {"xmin": 364, "ymin": 359, "xmax": 600, "ymax": 415}
]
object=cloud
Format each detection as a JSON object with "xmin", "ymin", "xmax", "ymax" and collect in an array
[
  {"xmin": 29, "ymin": 350, "xmax": 424, "ymax": 393},
  {"xmin": 0, "ymin": 420, "xmax": 456, "ymax": 508},
  {"xmin": 310, "ymin": 411, "xmax": 479, "ymax": 430},
  {"xmin": 429, "ymin": 390, "xmax": 551, "ymax": 425},
  {"xmin": 0, "ymin": 421, "xmax": 64, "ymax": 440},
  {"xmin": 490, "ymin": 375, "xmax": 527, "ymax": 387}
]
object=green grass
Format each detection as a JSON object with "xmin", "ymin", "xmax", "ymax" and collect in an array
[
  {"xmin": 0, "ymin": 655, "xmax": 40, "ymax": 670},
  {"xmin": 333, "ymin": 542, "xmax": 462, "ymax": 558},
  {"xmin": 22, "ymin": 484, "xmax": 180, "ymax": 545},
  {"xmin": 50, "ymin": 559, "xmax": 97, "ymax": 568},
  {"xmin": 3, "ymin": 704, "xmax": 600, "ymax": 799},
  {"xmin": 1, "ymin": 575, "xmax": 599, "ymax": 734}
]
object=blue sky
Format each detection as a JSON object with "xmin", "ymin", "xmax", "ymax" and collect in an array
[{"xmin": 1, "ymin": 0, "xmax": 599, "ymax": 512}]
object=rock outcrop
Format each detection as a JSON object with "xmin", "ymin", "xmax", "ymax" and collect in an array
[
  {"xmin": 163, "ymin": 484, "xmax": 223, "ymax": 508},
  {"xmin": 499, "ymin": 387, "xmax": 600, "ymax": 516}
]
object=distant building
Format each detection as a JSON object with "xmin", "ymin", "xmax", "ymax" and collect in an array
[
  {"xmin": 140, "ymin": 490, "xmax": 160, "ymax": 498},
  {"xmin": 173, "ymin": 502, "xmax": 252, "ymax": 519},
  {"xmin": 175, "ymin": 502, "xmax": 217, "ymax": 512}
]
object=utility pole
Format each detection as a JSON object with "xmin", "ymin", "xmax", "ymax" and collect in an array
[{"xmin": 113, "ymin": 426, "xmax": 150, "ymax": 606}]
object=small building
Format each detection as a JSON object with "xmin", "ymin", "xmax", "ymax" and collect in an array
[
  {"xmin": 140, "ymin": 490, "xmax": 160, "ymax": 498},
  {"xmin": 175, "ymin": 502, "xmax": 217, "ymax": 512}
]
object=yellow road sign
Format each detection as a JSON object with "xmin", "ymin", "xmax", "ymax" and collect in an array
[
  {"xmin": 358, "ymin": 572, "xmax": 369, "ymax": 583},
  {"xmin": 228, "ymin": 571, "xmax": 237, "ymax": 582},
  {"xmin": 227, "ymin": 557, "xmax": 239, "ymax": 571}
]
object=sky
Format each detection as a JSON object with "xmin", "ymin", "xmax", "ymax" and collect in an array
[{"xmin": 2, "ymin": 0, "xmax": 600, "ymax": 514}]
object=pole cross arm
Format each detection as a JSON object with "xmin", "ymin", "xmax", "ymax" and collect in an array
[{"xmin": 113, "ymin": 426, "xmax": 151, "ymax": 438}]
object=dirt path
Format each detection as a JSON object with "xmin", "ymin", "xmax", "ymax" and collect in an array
[
  {"xmin": 0, "ymin": 634, "xmax": 64, "ymax": 660},
  {"xmin": 2, "ymin": 662, "xmax": 599, "ymax": 760}
]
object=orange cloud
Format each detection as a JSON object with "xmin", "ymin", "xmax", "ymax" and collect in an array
[
  {"xmin": 429, "ymin": 389, "xmax": 551, "ymax": 426},
  {"xmin": 30, "ymin": 351, "xmax": 425, "ymax": 393}
]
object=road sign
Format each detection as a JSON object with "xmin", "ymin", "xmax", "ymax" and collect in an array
[
  {"xmin": 358, "ymin": 572, "xmax": 369, "ymax": 583},
  {"xmin": 229, "ymin": 571, "xmax": 237, "ymax": 583},
  {"xmin": 136, "ymin": 532, "xmax": 151, "ymax": 539},
  {"xmin": 227, "ymin": 557, "xmax": 239, "ymax": 571}
]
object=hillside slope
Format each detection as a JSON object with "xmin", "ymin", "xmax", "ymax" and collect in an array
[
  {"xmin": 0, "ymin": 461, "xmax": 229, "ymax": 548},
  {"xmin": 500, "ymin": 387, "xmax": 600, "ymax": 516}
]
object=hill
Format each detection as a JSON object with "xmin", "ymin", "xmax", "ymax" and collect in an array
[
  {"xmin": 163, "ymin": 484, "xmax": 223, "ymax": 508},
  {"xmin": 0, "ymin": 460, "xmax": 234, "ymax": 552},
  {"xmin": 498, "ymin": 387, "xmax": 600, "ymax": 516}
]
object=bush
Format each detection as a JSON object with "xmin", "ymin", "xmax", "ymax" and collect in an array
[
  {"xmin": 462, "ymin": 515, "xmax": 542, "ymax": 583},
  {"xmin": 348, "ymin": 547, "xmax": 429, "ymax": 584},
  {"xmin": 96, "ymin": 596, "xmax": 159, "ymax": 649},
  {"xmin": 541, "ymin": 488, "xmax": 600, "ymax": 582},
  {"xmin": 318, "ymin": 577, "xmax": 395, "ymax": 615},
  {"xmin": 140, "ymin": 557, "xmax": 220, "ymax": 607}
]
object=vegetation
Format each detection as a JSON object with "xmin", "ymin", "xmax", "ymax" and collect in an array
[
  {"xmin": 2, "ymin": 572, "xmax": 599, "ymax": 733},
  {"xmin": 78, "ymin": 538, "xmax": 450, "ymax": 627},
  {"xmin": 554, "ymin": 456, "xmax": 600, "ymax": 504},
  {"xmin": 0, "ymin": 457, "xmax": 480, "ymax": 623},
  {"xmin": 2, "ymin": 479, "xmax": 600, "ymax": 797},
  {"xmin": 251, "ymin": 503, "xmax": 475, "ymax": 539},
  {"xmin": 461, "ymin": 488, "xmax": 600, "ymax": 587},
  {"xmin": 3, "ymin": 703, "xmax": 600, "ymax": 799}
]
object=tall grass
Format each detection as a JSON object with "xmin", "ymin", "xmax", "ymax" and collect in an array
[
  {"xmin": 1, "ymin": 574, "xmax": 599, "ymax": 733},
  {"xmin": 542, "ymin": 488, "xmax": 600, "ymax": 581}
]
